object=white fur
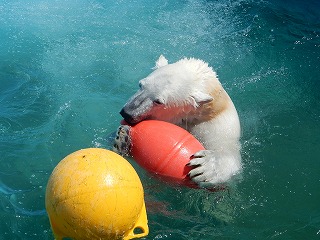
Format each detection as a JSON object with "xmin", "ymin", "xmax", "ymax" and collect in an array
[{"xmin": 120, "ymin": 55, "xmax": 241, "ymax": 187}]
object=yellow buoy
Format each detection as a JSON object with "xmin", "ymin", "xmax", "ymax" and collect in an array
[{"xmin": 45, "ymin": 148, "xmax": 148, "ymax": 240}]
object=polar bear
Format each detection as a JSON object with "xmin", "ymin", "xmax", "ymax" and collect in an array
[{"xmin": 115, "ymin": 55, "xmax": 241, "ymax": 187}]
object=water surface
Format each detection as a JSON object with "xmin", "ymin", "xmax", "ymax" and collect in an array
[{"xmin": 0, "ymin": 0, "xmax": 319, "ymax": 239}]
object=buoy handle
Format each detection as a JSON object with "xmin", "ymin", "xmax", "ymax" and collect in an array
[{"xmin": 123, "ymin": 202, "xmax": 149, "ymax": 240}]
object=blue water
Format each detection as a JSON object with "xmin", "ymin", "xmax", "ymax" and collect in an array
[{"xmin": 0, "ymin": 0, "xmax": 319, "ymax": 239}]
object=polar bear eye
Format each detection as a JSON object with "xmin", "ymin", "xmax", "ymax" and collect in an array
[{"xmin": 153, "ymin": 99, "xmax": 164, "ymax": 105}]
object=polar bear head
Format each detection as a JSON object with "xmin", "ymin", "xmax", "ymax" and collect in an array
[{"xmin": 120, "ymin": 55, "xmax": 223, "ymax": 125}]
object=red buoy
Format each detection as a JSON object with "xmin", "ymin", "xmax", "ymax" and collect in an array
[{"xmin": 124, "ymin": 120, "xmax": 205, "ymax": 186}]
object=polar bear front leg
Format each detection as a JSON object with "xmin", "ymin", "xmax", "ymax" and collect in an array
[
  {"xmin": 188, "ymin": 150, "xmax": 241, "ymax": 187},
  {"xmin": 113, "ymin": 125, "xmax": 131, "ymax": 156}
]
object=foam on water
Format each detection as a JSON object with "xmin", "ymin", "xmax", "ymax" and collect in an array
[{"xmin": 0, "ymin": 0, "xmax": 319, "ymax": 239}]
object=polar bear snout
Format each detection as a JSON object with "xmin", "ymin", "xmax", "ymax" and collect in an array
[
  {"xmin": 120, "ymin": 108, "xmax": 135, "ymax": 124},
  {"xmin": 120, "ymin": 92, "xmax": 155, "ymax": 124},
  {"xmin": 120, "ymin": 106, "xmax": 151, "ymax": 125}
]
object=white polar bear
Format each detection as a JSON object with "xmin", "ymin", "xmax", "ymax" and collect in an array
[{"xmin": 115, "ymin": 55, "xmax": 241, "ymax": 187}]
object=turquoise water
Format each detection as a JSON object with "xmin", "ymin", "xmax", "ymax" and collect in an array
[{"xmin": 0, "ymin": 0, "xmax": 319, "ymax": 239}]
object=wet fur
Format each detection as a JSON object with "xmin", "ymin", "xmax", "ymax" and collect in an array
[{"xmin": 118, "ymin": 56, "xmax": 241, "ymax": 187}]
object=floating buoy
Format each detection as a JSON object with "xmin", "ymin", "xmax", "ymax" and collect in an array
[
  {"xmin": 117, "ymin": 120, "xmax": 205, "ymax": 186},
  {"xmin": 45, "ymin": 148, "xmax": 148, "ymax": 240}
]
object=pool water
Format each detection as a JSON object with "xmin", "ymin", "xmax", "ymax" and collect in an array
[{"xmin": 0, "ymin": 0, "xmax": 319, "ymax": 239}]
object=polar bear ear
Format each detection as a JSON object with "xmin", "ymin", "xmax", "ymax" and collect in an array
[
  {"xmin": 153, "ymin": 55, "xmax": 168, "ymax": 69},
  {"xmin": 191, "ymin": 91, "xmax": 213, "ymax": 105}
]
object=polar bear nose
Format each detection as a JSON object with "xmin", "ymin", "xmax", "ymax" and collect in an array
[{"xmin": 120, "ymin": 108, "xmax": 134, "ymax": 124}]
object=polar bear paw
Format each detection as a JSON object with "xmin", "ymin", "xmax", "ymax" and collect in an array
[
  {"xmin": 113, "ymin": 125, "xmax": 131, "ymax": 156},
  {"xmin": 187, "ymin": 150, "xmax": 224, "ymax": 187}
]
